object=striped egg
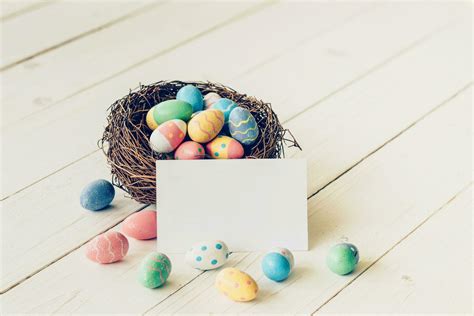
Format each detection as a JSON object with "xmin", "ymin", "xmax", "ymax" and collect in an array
[
  {"xmin": 211, "ymin": 98, "xmax": 237, "ymax": 123},
  {"xmin": 188, "ymin": 109, "xmax": 224, "ymax": 143},
  {"xmin": 215, "ymin": 268, "xmax": 258, "ymax": 302},
  {"xmin": 177, "ymin": 84, "xmax": 204, "ymax": 112},
  {"xmin": 138, "ymin": 252, "xmax": 172, "ymax": 288},
  {"xmin": 203, "ymin": 92, "xmax": 222, "ymax": 109},
  {"xmin": 205, "ymin": 135, "xmax": 244, "ymax": 159},
  {"xmin": 85, "ymin": 231, "xmax": 129, "ymax": 264},
  {"xmin": 174, "ymin": 141, "xmax": 205, "ymax": 160},
  {"xmin": 149, "ymin": 119, "xmax": 186, "ymax": 153},
  {"xmin": 146, "ymin": 106, "xmax": 159, "ymax": 130},
  {"xmin": 228, "ymin": 107, "xmax": 259, "ymax": 146}
]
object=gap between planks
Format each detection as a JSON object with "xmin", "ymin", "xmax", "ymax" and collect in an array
[{"xmin": 0, "ymin": 0, "xmax": 57, "ymax": 22}]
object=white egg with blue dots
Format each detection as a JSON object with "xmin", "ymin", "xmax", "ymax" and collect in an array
[{"xmin": 185, "ymin": 240, "xmax": 230, "ymax": 270}]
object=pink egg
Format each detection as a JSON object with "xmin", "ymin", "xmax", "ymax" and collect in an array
[
  {"xmin": 174, "ymin": 141, "xmax": 205, "ymax": 160},
  {"xmin": 204, "ymin": 92, "xmax": 222, "ymax": 109},
  {"xmin": 85, "ymin": 231, "xmax": 129, "ymax": 264},
  {"xmin": 122, "ymin": 210, "xmax": 157, "ymax": 240},
  {"xmin": 149, "ymin": 119, "xmax": 187, "ymax": 153}
]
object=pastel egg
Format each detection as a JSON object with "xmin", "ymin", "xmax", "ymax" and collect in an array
[
  {"xmin": 138, "ymin": 252, "xmax": 172, "ymax": 288},
  {"xmin": 228, "ymin": 107, "xmax": 259, "ymax": 146},
  {"xmin": 85, "ymin": 231, "xmax": 129, "ymax": 264},
  {"xmin": 262, "ymin": 252, "xmax": 291, "ymax": 282},
  {"xmin": 185, "ymin": 240, "xmax": 230, "ymax": 270},
  {"xmin": 174, "ymin": 141, "xmax": 205, "ymax": 160},
  {"xmin": 149, "ymin": 119, "xmax": 186, "ymax": 153},
  {"xmin": 153, "ymin": 99, "xmax": 193, "ymax": 124},
  {"xmin": 211, "ymin": 98, "xmax": 237, "ymax": 123},
  {"xmin": 122, "ymin": 210, "xmax": 157, "ymax": 240},
  {"xmin": 326, "ymin": 243, "xmax": 359, "ymax": 275},
  {"xmin": 80, "ymin": 179, "xmax": 115, "ymax": 211},
  {"xmin": 203, "ymin": 92, "xmax": 222, "ymax": 109},
  {"xmin": 188, "ymin": 109, "xmax": 224, "ymax": 143},
  {"xmin": 146, "ymin": 106, "xmax": 159, "ymax": 130},
  {"xmin": 215, "ymin": 268, "xmax": 258, "ymax": 302},
  {"xmin": 176, "ymin": 84, "xmax": 204, "ymax": 112},
  {"xmin": 268, "ymin": 247, "xmax": 294, "ymax": 269},
  {"xmin": 205, "ymin": 135, "xmax": 244, "ymax": 159}
]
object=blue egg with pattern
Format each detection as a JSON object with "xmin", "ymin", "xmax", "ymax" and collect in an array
[
  {"xmin": 176, "ymin": 84, "xmax": 204, "ymax": 112},
  {"xmin": 80, "ymin": 179, "xmax": 115, "ymax": 211},
  {"xmin": 228, "ymin": 107, "xmax": 259, "ymax": 146},
  {"xmin": 262, "ymin": 252, "xmax": 291, "ymax": 282},
  {"xmin": 211, "ymin": 98, "xmax": 237, "ymax": 123},
  {"xmin": 185, "ymin": 240, "xmax": 230, "ymax": 270}
]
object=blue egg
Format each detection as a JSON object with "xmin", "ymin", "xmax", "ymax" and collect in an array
[
  {"xmin": 262, "ymin": 252, "xmax": 291, "ymax": 282},
  {"xmin": 80, "ymin": 179, "xmax": 115, "ymax": 211},
  {"xmin": 211, "ymin": 98, "xmax": 237, "ymax": 123},
  {"xmin": 228, "ymin": 107, "xmax": 259, "ymax": 146},
  {"xmin": 176, "ymin": 85, "xmax": 204, "ymax": 112}
]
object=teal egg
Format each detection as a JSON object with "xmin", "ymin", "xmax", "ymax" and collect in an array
[
  {"xmin": 138, "ymin": 252, "xmax": 172, "ymax": 288},
  {"xmin": 211, "ymin": 98, "xmax": 237, "ymax": 123},
  {"xmin": 262, "ymin": 252, "xmax": 291, "ymax": 282},
  {"xmin": 228, "ymin": 107, "xmax": 259, "ymax": 146},
  {"xmin": 176, "ymin": 85, "xmax": 203, "ymax": 112},
  {"xmin": 326, "ymin": 243, "xmax": 359, "ymax": 275}
]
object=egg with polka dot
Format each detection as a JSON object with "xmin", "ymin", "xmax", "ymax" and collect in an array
[
  {"xmin": 149, "ymin": 119, "xmax": 186, "ymax": 153},
  {"xmin": 205, "ymin": 135, "xmax": 244, "ymax": 159},
  {"xmin": 174, "ymin": 141, "xmax": 205, "ymax": 160},
  {"xmin": 185, "ymin": 240, "xmax": 230, "ymax": 270},
  {"xmin": 215, "ymin": 267, "xmax": 258, "ymax": 302}
]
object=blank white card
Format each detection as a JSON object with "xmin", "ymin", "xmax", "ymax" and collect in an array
[{"xmin": 156, "ymin": 159, "xmax": 307, "ymax": 252}]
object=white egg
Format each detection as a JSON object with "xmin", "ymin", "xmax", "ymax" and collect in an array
[
  {"xmin": 268, "ymin": 247, "xmax": 294, "ymax": 269},
  {"xmin": 185, "ymin": 240, "xmax": 229, "ymax": 270}
]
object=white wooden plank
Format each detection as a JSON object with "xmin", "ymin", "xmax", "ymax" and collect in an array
[
  {"xmin": 1, "ymin": 22, "xmax": 471, "ymax": 314},
  {"xmin": 0, "ymin": 0, "xmax": 56, "ymax": 21},
  {"xmin": 317, "ymin": 186, "xmax": 472, "ymax": 314},
  {"xmin": 0, "ymin": 0, "xmax": 154, "ymax": 69}
]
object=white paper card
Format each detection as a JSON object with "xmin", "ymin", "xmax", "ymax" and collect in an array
[{"xmin": 156, "ymin": 159, "xmax": 307, "ymax": 252}]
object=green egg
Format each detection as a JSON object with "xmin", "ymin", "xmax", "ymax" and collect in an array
[
  {"xmin": 326, "ymin": 243, "xmax": 359, "ymax": 275},
  {"xmin": 153, "ymin": 100, "xmax": 192, "ymax": 124},
  {"xmin": 138, "ymin": 252, "xmax": 172, "ymax": 288}
]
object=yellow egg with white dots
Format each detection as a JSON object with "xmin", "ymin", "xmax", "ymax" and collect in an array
[{"xmin": 215, "ymin": 267, "xmax": 258, "ymax": 302}]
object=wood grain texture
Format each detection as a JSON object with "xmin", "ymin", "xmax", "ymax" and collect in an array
[{"xmin": 0, "ymin": 0, "xmax": 56, "ymax": 21}]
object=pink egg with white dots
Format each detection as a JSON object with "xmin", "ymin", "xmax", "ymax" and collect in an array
[{"xmin": 85, "ymin": 231, "xmax": 129, "ymax": 264}]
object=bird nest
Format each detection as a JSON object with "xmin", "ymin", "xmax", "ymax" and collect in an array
[{"xmin": 99, "ymin": 80, "xmax": 300, "ymax": 204}]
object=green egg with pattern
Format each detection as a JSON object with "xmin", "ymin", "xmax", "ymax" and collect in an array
[
  {"xmin": 154, "ymin": 100, "xmax": 193, "ymax": 124},
  {"xmin": 138, "ymin": 252, "xmax": 172, "ymax": 288}
]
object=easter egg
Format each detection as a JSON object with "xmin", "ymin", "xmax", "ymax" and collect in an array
[
  {"xmin": 149, "ymin": 119, "xmax": 186, "ymax": 153},
  {"xmin": 80, "ymin": 179, "xmax": 115, "ymax": 211},
  {"xmin": 204, "ymin": 92, "xmax": 222, "ymax": 109},
  {"xmin": 206, "ymin": 135, "xmax": 244, "ymax": 159},
  {"xmin": 326, "ymin": 243, "xmax": 359, "ymax": 275},
  {"xmin": 211, "ymin": 98, "xmax": 237, "ymax": 123},
  {"xmin": 146, "ymin": 106, "xmax": 159, "ymax": 130},
  {"xmin": 85, "ymin": 231, "xmax": 129, "ymax": 264},
  {"xmin": 185, "ymin": 240, "xmax": 230, "ymax": 270},
  {"xmin": 215, "ymin": 268, "xmax": 258, "ymax": 302},
  {"xmin": 262, "ymin": 252, "xmax": 291, "ymax": 282},
  {"xmin": 153, "ymin": 99, "xmax": 193, "ymax": 124},
  {"xmin": 176, "ymin": 84, "xmax": 204, "ymax": 112},
  {"xmin": 228, "ymin": 107, "xmax": 259, "ymax": 146},
  {"xmin": 188, "ymin": 109, "xmax": 224, "ymax": 143},
  {"xmin": 138, "ymin": 252, "xmax": 172, "ymax": 288},
  {"xmin": 174, "ymin": 141, "xmax": 205, "ymax": 160},
  {"xmin": 268, "ymin": 247, "xmax": 294, "ymax": 269},
  {"xmin": 122, "ymin": 210, "xmax": 157, "ymax": 240}
]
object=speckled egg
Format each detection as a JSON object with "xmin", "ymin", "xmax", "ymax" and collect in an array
[
  {"xmin": 122, "ymin": 210, "xmax": 157, "ymax": 240},
  {"xmin": 215, "ymin": 268, "xmax": 258, "ymax": 302},
  {"xmin": 174, "ymin": 141, "xmax": 205, "ymax": 160},
  {"xmin": 262, "ymin": 252, "xmax": 292, "ymax": 282},
  {"xmin": 85, "ymin": 231, "xmax": 129, "ymax": 264},
  {"xmin": 326, "ymin": 243, "xmax": 359, "ymax": 275},
  {"xmin": 146, "ymin": 106, "xmax": 159, "ymax": 130},
  {"xmin": 153, "ymin": 99, "xmax": 193, "ymax": 124},
  {"xmin": 149, "ymin": 119, "xmax": 186, "ymax": 153},
  {"xmin": 187, "ymin": 109, "xmax": 224, "ymax": 143},
  {"xmin": 138, "ymin": 252, "xmax": 172, "ymax": 288},
  {"xmin": 203, "ymin": 92, "xmax": 222, "ymax": 109},
  {"xmin": 185, "ymin": 240, "xmax": 229, "ymax": 270},
  {"xmin": 211, "ymin": 98, "xmax": 237, "ymax": 123},
  {"xmin": 205, "ymin": 135, "xmax": 244, "ymax": 159},
  {"xmin": 228, "ymin": 107, "xmax": 259, "ymax": 146},
  {"xmin": 80, "ymin": 179, "xmax": 115, "ymax": 211},
  {"xmin": 176, "ymin": 85, "xmax": 204, "ymax": 112}
]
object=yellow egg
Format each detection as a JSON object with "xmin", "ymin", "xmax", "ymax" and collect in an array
[
  {"xmin": 146, "ymin": 106, "xmax": 159, "ymax": 130},
  {"xmin": 215, "ymin": 267, "xmax": 258, "ymax": 302},
  {"xmin": 188, "ymin": 109, "xmax": 224, "ymax": 143}
]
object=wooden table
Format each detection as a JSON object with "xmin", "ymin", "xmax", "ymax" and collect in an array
[{"xmin": 1, "ymin": 1, "xmax": 472, "ymax": 314}]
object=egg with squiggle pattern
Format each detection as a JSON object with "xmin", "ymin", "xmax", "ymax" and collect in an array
[
  {"xmin": 211, "ymin": 98, "xmax": 237, "ymax": 123},
  {"xmin": 85, "ymin": 231, "xmax": 129, "ymax": 264},
  {"xmin": 149, "ymin": 119, "xmax": 186, "ymax": 153},
  {"xmin": 138, "ymin": 252, "xmax": 172, "ymax": 288},
  {"xmin": 228, "ymin": 107, "xmax": 259, "ymax": 146},
  {"xmin": 188, "ymin": 109, "xmax": 224, "ymax": 143},
  {"xmin": 206, "ymin": 135, "xmax": 244, "ymax": 159},
  {"xmin": 185, "ymin": 240, "xmax": 230, "ymax": 270}
]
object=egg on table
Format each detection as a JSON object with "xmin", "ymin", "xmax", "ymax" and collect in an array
[
  {"xmin": 176, "ymin": 84, "xmax": 204, "ymax": 112},
  {"xmin": 203, "ymin": 92, "xmax": 222, "ymax": 109},
  {"xmin": 262, "ymin": 248, "xmax": 294, "ymax": 282},
  {"xmin": 122, "ymin": 210, "xmax": 157, "ymax": 240},
  {"xmin": 215, "ymin": 267, "xmax": 258, "ymax": 302},
  {"xmin": 174, "ymin": 141, "xmax": 205, "ymax": 160},
  {"xmin": 138, "ymin": 252, "xmax": 172, "ymax": 288},
  {"xmin": 187, "ymin": 109, "xmax": 224, "ymax": 143},
  {"xmin": 80, "ymin": 179, "xmax": 115, "ymax": 211},
  {"xmin": 326, "ymin": 243, "xmax": 359, "ymax": 275},
  {"xmin": 211, "ymin": 98, "xmax": 237, "ymax": 123},
  {"xmin": 146, "ymin": 106, "xmax": 159, "ymax": 130},
  {"xmin": 153, "ymin": 99, "xmax": 193, "ymax": 124},
  {"xmin": 228, "ymin": 107, "xmax": 259, "ymax": 146},
  {"xmin": 185, "ymin": 240, "xmax": 230, "ymax": 270},
  {"xmin": 85, "ymin": 231, "xmax": 129, "ymax": 264},
  {"xmin": 149, "ymin": 119, "xmax": 186, "ymax": 153},
  {"xmin": 206, "ymin": 135, "xmax": 244, "ymax": 159}
]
